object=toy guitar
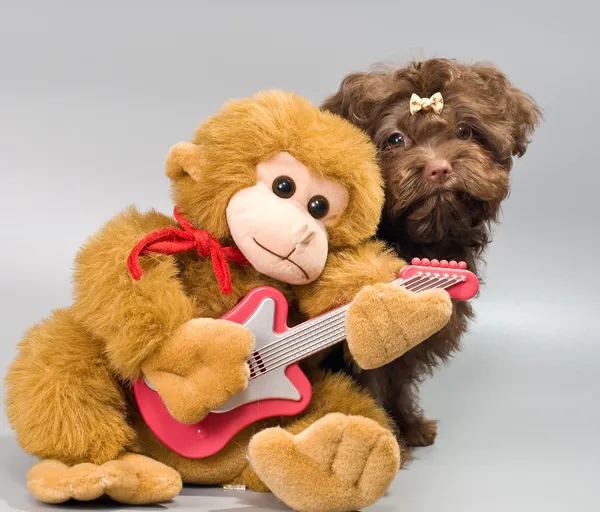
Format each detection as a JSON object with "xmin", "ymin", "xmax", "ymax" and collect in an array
[{"xmin": 133, "ymin": 258, "xmax": 479, "ymax": 459}]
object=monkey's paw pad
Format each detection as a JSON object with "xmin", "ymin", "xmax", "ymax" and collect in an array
[
  {"xmin": 248, "ymin": 413, "xmax": 400, "ymax": 512},
  {"xmin": 26, "ymin": 453, "xmax": 182, "ymax": 504}
]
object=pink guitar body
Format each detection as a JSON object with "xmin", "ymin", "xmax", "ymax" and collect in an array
[
  {"xmin": 134, "ymin": 286, "xmax": 311, "ymax": 459},
  {"xmin": 133, "ymin": 258, "xmax": 479, "ymax": 459}
]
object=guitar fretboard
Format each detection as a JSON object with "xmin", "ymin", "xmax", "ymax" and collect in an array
[{"xmin": 248, "ymin": 271, "xmax": 465, "ymax": 379}]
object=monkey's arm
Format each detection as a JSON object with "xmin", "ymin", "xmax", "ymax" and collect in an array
[
  {"xmin": 70, "ymin": 208, "xmax": 252, "ymax": 423},
  {"xmin": 296, "ymin": 240, "xmax": 452, "ymax": 370},
  {"xmin": 71, "ymin": 207, "xmax": 196, "ymax": 381}
]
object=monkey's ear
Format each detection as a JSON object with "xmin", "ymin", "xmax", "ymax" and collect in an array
[
  {"xmin": 321, "ymin": 71, "xmax": 395, "ymax": 128},
  {"xmin": 165, "ymin": 142, "xmax": 206, "ymax": 182}
]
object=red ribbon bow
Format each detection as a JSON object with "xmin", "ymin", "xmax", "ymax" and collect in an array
[{"xmin": 127, "ymin": 207, "xmax": 250, "ymax": 295}]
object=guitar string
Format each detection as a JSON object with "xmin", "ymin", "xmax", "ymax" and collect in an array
[
  {"xmin": 246, "ymin": 274, "xmax": 419, "ymax": 362},
  {"xmin": 247, "ymin": 273, "xmax": 429, "ymax": 365},
  {"xmin": 258, "ymin": 277, "xmax": 462, "ymax": 373},
  {"xmin": 247, "ymin": 274, "xmax": 424, "ymax": 368},
  {"xmin": 248, "ymin": 274, "xmax": 459, "ymax": 369},
  {"xmin": 248, "ymin": 275, "xmax": 462, "ymax": 379},
  {"xmin": 248, "ymin": 274, "xmax": 459, "ymax": 374},
  {"xmin": 250, "ymin": 276, "xmax": 462, "ymax": 374},
  {"xmin": 249, "ymin": 277, "xmax": 461, "ymax": 379},
  {"xmin": 410, "ymin": 274, "xmax": 460, "ymax": 293}
]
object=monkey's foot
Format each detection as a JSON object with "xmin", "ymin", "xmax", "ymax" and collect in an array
[
  {"xmin": 27, "ymin": 452, "xmax": 182, "ymax": 504},
  {"xmin": 248, "ymin": 413, "xmax": 400, "ymax": 512}
]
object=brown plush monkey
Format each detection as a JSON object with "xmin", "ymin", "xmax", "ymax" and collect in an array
[{"xmin": 5, "ymin": 90, "xmax": 452, "ymax": 512}]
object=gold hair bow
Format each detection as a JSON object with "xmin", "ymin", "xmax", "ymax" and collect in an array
[{"xmin": 409, "ymin": 92, "xmax": 444, "ymax": 115}]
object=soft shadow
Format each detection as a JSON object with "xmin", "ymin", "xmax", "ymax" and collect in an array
[
  {"xmin": 1, "ymin": 436, "xmax": 395, "ymax": 511},
  {"xmin": 180, "ymin": 485, "xmax": 291, "ymax": 511},
  {"xmin": 0, "ymin": 436, "xmax": 167, "ymax": 511},
  {"xmin": 0, "ymin": 436, "xmax": 289, "ymax": 511}
]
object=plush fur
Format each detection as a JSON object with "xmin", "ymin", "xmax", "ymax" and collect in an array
[
  {"xmin": 247, "ymin": 413, "xmax": 400, "ymax": 512},
  {"xmin": 5, "ymin": 90, "xmax": 453, "ymax": 511},
  {"xmin": 347, "ymin": 284, "xmax": 452, "ymax": 370},
  {"xmin": 170, "ymin": 90, "xmax": 386, "ymax": 249},
  {"xmin": 27, "ymin": 453, "xmax": 182, "ymax": 505},
  {"xmin": 321, "ymin": 58, "xmax": 542, "ymax": 446}
]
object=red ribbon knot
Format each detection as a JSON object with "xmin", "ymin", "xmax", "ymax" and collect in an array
[{"xmin": 127, "ymin": 207, "xmax": 250, "ymax": 295}]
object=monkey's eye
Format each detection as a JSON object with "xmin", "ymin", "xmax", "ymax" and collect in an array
[
  {"xmin": 272, "ymin": 176, "xmax": 296, "ymax": 198},
  {"xmin": 307, "ymin": 195, "xmax": 329, "ymax": 219},
  {"xmin": 457, "ymin": 123, "xmax": 473, "ymax": 140},
  {"xmin": 385, "ymin": 132, "xmax": 412, "ymax": 149}
]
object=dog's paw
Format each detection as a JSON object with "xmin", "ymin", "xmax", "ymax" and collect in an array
[{"xmin": 403, "ymin": 419, "xmax": 439, "ymax": 447}]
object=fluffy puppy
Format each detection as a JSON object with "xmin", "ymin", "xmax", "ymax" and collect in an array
[{"xmin": 321, "ymin": 58, "xmax": 542, "ymax": 446}]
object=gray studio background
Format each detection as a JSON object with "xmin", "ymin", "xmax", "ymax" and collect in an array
[{"xmin": 1, "ymin": 1, "xmax": 598, "ymax": 511}]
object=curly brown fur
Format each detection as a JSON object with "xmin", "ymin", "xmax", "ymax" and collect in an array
[{"xmin": 321, "ymin": 58, "xmax": 542, "ymax": 445}]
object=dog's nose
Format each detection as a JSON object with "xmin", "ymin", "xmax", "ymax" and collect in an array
[
  {"xmin": 292, "ymin": 224, "xmax": 316, "ymax": 245},
  {"xmin": 424, "ymin": 159, "xmax": 453, "ymax": 183}
]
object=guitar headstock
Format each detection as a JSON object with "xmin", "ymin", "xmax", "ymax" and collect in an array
[{"xmin": 398, "ymin": 258, "xmax": 480, "ymax": 301}]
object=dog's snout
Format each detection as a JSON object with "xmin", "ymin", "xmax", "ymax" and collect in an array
[
  {"xmin": 424, "ymin": 159, "xmax": 453, "ymax": 183},
  {"xmin": 292, "ymin": 224, "xmax": 317, "ymax": 245}
]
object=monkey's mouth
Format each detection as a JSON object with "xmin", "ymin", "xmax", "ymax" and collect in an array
[{"xmin": 252, "ymin": 238, "xmax": 310, "ymax": 280}]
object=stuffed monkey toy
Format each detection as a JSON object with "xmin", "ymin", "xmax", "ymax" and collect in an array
[{"xmin": 5, "ymin": 90, "xmax": 452, "ymax": 512}]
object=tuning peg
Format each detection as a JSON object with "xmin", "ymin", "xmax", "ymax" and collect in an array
[
  {"xmin": 421, "ymin": 258, "xmax": 430, "ymax": 266},
  {"xmin": 411, "ymin": 257, "xmax": 421, "ymax": 265},
  {"xmin": 431, "ymin": 259, "xmax": 440, "ymax": 267},
  {"xmin": 458, "ymin": 261, "xmax": 467, "ymax": 270},
  {"xmin": 440, "ymin": 260, "xmax": 449, "ymax": 268},
  {"xmin": 449, "ymin": 260, "xmax": 458, "ymax": 268}
]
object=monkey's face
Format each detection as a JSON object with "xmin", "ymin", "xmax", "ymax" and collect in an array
[
  {"xmin": 167, "ymin": 91, "xmax": 384, "ymax": 282},
  {"xmin": 226, "ymin": 152, "xmax": 349, "ymax": 284}
]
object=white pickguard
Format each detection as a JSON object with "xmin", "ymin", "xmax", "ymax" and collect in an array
[
  {"xmin": 214, "ymin": 298, "xmax": 301, "ymax": 413},
  {"xmin": 144, "ymin": 297, "xmax": 302, "ymax": 414}
]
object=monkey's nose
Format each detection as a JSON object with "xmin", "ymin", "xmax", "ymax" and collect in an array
[
  {"xmin": 292, "ymin": 224, "xmax": 317, "ymax": 245},
  {"xmin": 424, "ymin": 159, "xmax": 453, "ymax": 183}
]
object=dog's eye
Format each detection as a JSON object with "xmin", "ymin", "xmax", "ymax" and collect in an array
[
  {"xmin": 386, "ymin": 132, "xmax": 412, "ymax": 149},
  {"xmin": 457, "ymin": 123, "xmax": 473, "ymax": 140}
]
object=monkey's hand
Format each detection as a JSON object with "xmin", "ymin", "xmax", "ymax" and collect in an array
[
  {"xmin": 141, "ymin": 318, "xmax": 254, "ymax": 424},
  {"xmin": 345, "ymin": 284, "xmax": 452, "ymax": 370}
]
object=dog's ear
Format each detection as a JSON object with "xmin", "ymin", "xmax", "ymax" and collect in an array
[
  {"xmin": 468, "ymin": 63, "xmax": 542, "ymax": 158},
  {"xmin": 321, "ymin": 71, "xmax": 396, "ymax": 130},
  {"xmin": 509, "ymin": 88, "xmax": 543, "ymax": 157}
]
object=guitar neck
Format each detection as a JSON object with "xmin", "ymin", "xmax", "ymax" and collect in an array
[{"xmin": 248, "ymin": 270, "xmax": 465, "ymax": 380}]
